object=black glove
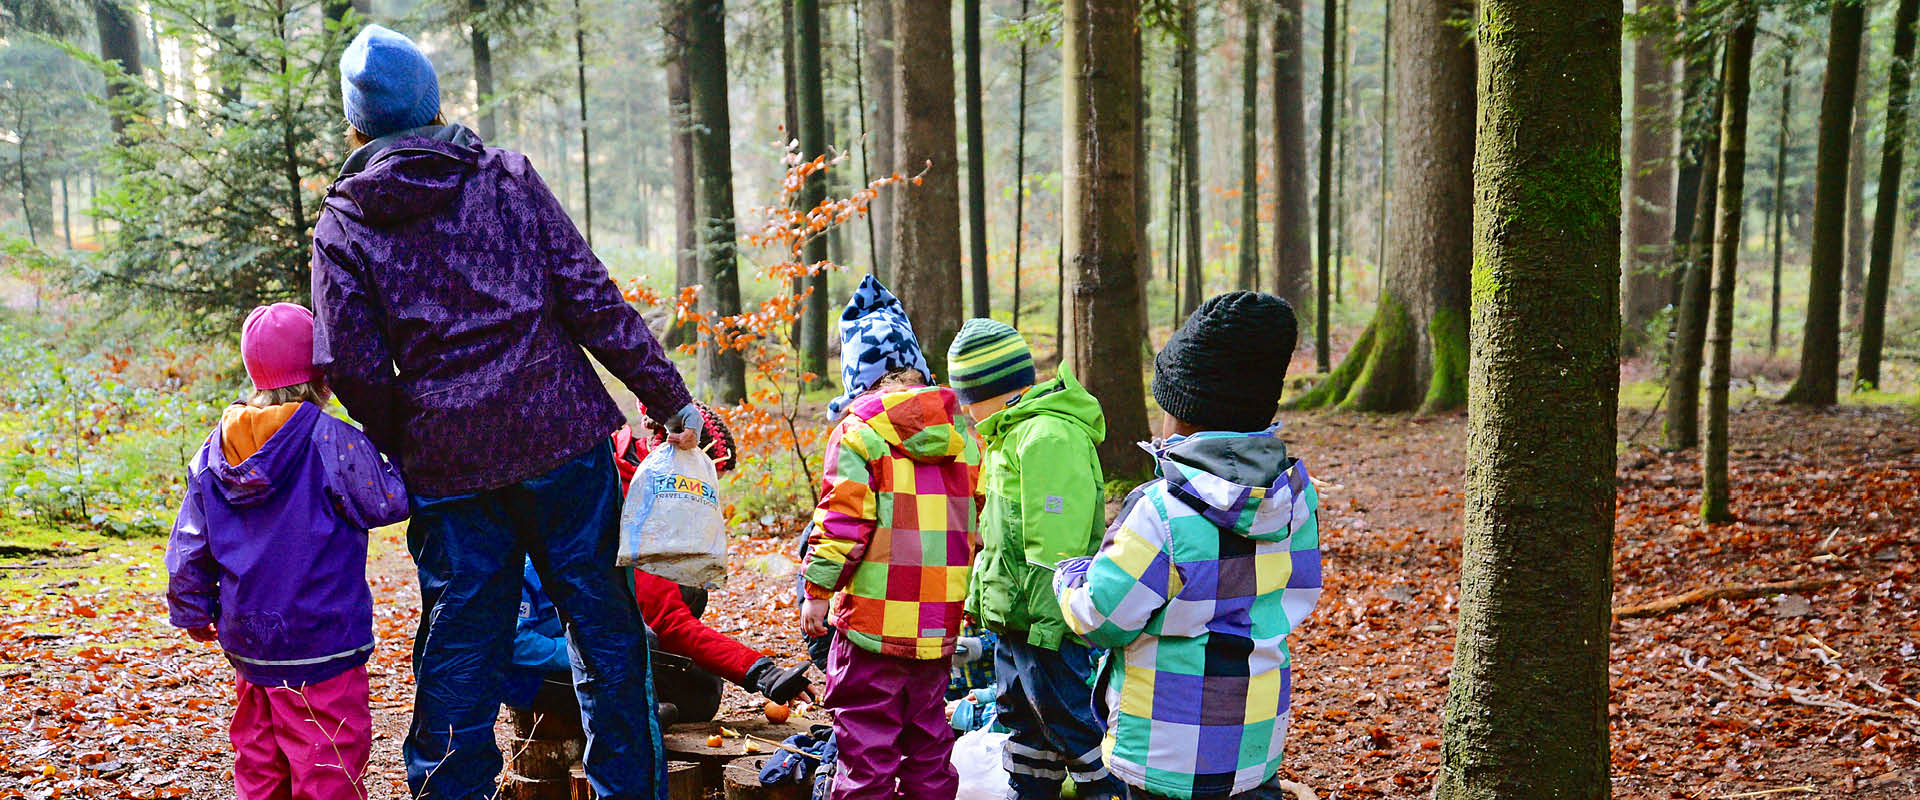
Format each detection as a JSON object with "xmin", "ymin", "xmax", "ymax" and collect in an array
[{"xmin": 745, "ymin": 657, "xmax": 813, "ymax": 705}]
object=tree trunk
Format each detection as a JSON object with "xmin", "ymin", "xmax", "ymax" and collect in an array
[
  {"xmin": 798, "ymin": 0, "xmax": 831, "ymax": 385},
  {"xmin": 1703, "ymin": 7, "xmax": 1756, "ymax": 525},
  {"xmin": 1238, "ymin": 0, "xmax": 1261, "ymax": 290},
  {"xmin": 1622, "ymin": 0, "xmax": 1678, "ymax": 353},
  {"xmin": 891, "ymin": 0, "xmax": 964, "ymax": 377},
  {"xmin": 1783, "ymin": 0, "xmax": 1866, "ymax": 406},
  {"xmin": 665, "ymin": 4, "xmax": 698, "ymax": 348},
  {"xmin": 1289, "ymin": 0, "xmax": 1473, "ymax": 414},
  {"xmin": 1314, "ymin": 0, "xmax": 1336, "ymax": 372},
  {"xmin": 1435, "ymin": 0, "xmax": 1619, "ymax": 794},
  {"xmin": 964, "ymin": 0, "xmax": 988, "ymax": 318},
  {"xmin": 1011, "ymin": 0, "xmax": 1031, "ymax": 328},
  {"xmin": 1844, "ymin": 32, "xmax": 1874, "ymax": 330},
  {"xmin": 575, "ymin": 0, "xmax": 592, "ymax": 246},
  {"xmin": 1771, "ymin": 47, "xmax": 1793, "ymax": 356},
  {"xmin": 1859, "ymin": 0, "xmax": 1920, "ymax": 389},
  {"xmin": 1178, "ymin": 0, "xmax": 1202, "ymax": 319},
  {"xmin": 865, "ymin": 0, "xmax": 897, "ymax": 283},
  {"xmin": 94, "ymin": 0, "xmax": 144, "ymax": 137},
  {"xmin": 1376, "ymin": 0, "xmax": 1390, "ymax": 294},
  {"xmin": 1334, "ymin": 0, "xmax": 1349, "ymax": 305},
  {"xmin": 1666, "ymin": 51, "xmax": 1722, "ymax": 451},
  {"xmin": 59, "ymin": 172, "xmax": 72, "ymax": 248},
  {"xmin": 1165, "ymin": 79, "xmax": 1185, "ymax": 318},
  {"xmin": 1668, "ymin": 0, "xmax": 1715, "ymax": 301},
  {"xmin": 470, "ymin": 0, "xmax": 497, "ymax": 141},
  {"xmin": 687, "ymin": 0, "xmax": 747, "ymax": 404},
  {"xmin": 1271, "ymin": 0, "xmax": 1313, "ymax": 308},
  {"xmin": 1063, "ymin": 0, "xmax": 1152, "ymax": 477},
  {"xmin": 324, "ymin": 0, "xmax": 352, "ymax": 112}
]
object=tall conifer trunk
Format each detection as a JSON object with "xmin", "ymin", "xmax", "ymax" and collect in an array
[
  {"xmin": 1783, "ymin": 0, "xmax": 1867, "ymax": 405},
  {"xmin": 686, "ymin": 0, "xmax": 746, "ymax": 403},
  {"xmin": 1703, "ymin": 7, "xmax": 1756, "ymax": 524},
  {"xmin": 1238, "ymin": 0, "xmax": 1261, "ymax": 291},
  {"xmin": 1271, "ymin": 0, "xmax": 1313, "ymax": 307},
  {"xmin": 1623, "ymin": 0, "xmax": 1678, "ymax": 352},
  {"xmin": 1435, "ymin": 0, "xmax": 1619, "ymax": 792},
  {"xmin": 891, "ymin": 0, "xmax": 963, "ymax": 376},
  {"xmin": 1859, "ymin": 0, "xmax": 1920, "ymax": 389}
]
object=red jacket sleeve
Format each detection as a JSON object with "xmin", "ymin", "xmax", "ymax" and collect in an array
[{"xmin": 632, "ymin": 569, "xmax": 764, "ymax": 685}]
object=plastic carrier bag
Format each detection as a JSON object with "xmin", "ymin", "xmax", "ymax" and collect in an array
[
  {"xmin": 951, "ymin": 729, "xmax": 1011, "ymax": 800},
  {"xmin": 617, "ymin": 445, "xmax": 726, "ymax": 587}
]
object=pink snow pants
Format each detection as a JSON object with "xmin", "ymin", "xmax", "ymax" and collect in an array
[
  {"xmin": 823, "ymin": 633, "xmax": 958, "ymax": 800},
  {"xmin": 230, "ymin": 664, "xmax": 372, "ymax": 800}
]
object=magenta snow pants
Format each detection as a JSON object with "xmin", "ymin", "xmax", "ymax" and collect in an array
[
  {"xmin": 823, "ymin": 632, "xmax": 958, "ymax": 800},
  {"xmin": 230, "ymin": 664, "xmax": 372, "ymax": 800}
]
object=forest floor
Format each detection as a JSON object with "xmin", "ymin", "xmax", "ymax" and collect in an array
[{"xmin": 1, "ymin": 397, "xmax": 1916, "ymax": 799}]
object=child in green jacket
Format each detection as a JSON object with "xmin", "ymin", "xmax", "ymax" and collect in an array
[{"xmin": 948, "ymin": 318, "xmax": 1122, "ymax": 800}]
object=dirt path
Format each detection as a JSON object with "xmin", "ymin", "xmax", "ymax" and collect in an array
[{"xmin": 2, "ymin": 403, "xmax": 1914, "ymax": 799}]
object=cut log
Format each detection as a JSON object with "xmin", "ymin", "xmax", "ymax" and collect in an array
[
  {"xmin": 1612, "ymin": 578, "xmax": 1838, "ymax": 619},
  {"xmin": 723, "ymin": 756, "xmax": 807, "ymax": 800},
  {"xmin": 564, "ymin": 761, "xmax": 701, "ymax": 800},
  {"xmin": 502, "ymin": 704, "xmax": 587, "ymax": 800},
  {"xmin": 661, "ymin": 718, "xmax": 812, "ymax": 790}
]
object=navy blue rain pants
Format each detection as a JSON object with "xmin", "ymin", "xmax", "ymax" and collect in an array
[
  {"xmin": 994, "ymin": 632, "xmax": 1124, "ymax": 800},
  {"xmin": 404, "ymin": 443, "xmax": 665, "ymax": 800}
]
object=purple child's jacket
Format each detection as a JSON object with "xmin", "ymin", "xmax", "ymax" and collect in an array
[
  {"xmin": 311, "ymin": 124, "xmax": 692, "ymax": 496},
  {"xmin": 166, "ymin": 402, "xmax": 408, "ymax": 687}
]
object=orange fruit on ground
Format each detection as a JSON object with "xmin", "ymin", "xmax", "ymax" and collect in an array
[{"xmin": 764, "ymin": 701, "xmax": 792, "ymax": 724}]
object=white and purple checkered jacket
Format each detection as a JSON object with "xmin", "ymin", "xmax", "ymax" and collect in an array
[{"xmin": 1054, "ymin": 428, "xmax": 1322, "ymax": 799}]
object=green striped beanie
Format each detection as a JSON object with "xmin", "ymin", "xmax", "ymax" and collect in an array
[{"xmin": 946, "ymin": 318, "xmax": 1036, "ymax": 405}]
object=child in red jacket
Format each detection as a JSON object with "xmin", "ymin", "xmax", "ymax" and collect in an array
[{"xmin": 507, "ymin": 404, "xmax": 811, "ymax": 721}]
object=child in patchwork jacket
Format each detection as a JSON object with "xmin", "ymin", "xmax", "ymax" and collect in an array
[
  {"xmin": 800, "ymin": 275, "xmax": 983, "ymax": 800},
  {"xmin": 946, "ymin": 318, "xmax": 1123, "ymax": 800},
  {"xmin": 165, "ymin": 303, "xmax": 408, "ymax": 800},
  {"xmin": 1054, "ymin": 292, "xmax": 1323, "ymax": 800}
]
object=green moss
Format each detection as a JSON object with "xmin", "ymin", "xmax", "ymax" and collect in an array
[
  {"xmin": 1286, "ymin": 315, "xmax": 1378, "ymax": 410},
  {"xmin": 1513, "ymin": 143, "xmax": 1620, "ymax": 237},
  {"xmin": 1341, "ymin": 295, "xmax": 1420, "ymax": 412},
  {"xmin": 1618, "ymin": 379, "xmax": 1666, "ymax": 410},
  {"xmin": 1471, "ymin": 253, "xmax": 1500, "ymax": 311},
  {"xmin": 1421, "ymin": 305, "xmax": 1469, "ymax": 413}
]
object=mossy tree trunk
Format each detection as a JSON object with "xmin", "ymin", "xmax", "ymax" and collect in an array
[
  {"xmin": 1622, "ymin": 0, "xmax": 1678, "ymax": 354},
  {"xmin": 468, "ymin": 0, "xmax": 497, "ymax": 141},
  {"xmin": 797, "ymin": 0, "xmax": 831, "ymax": 386},
  {"xmin": 1271, "ymin": 0, "xmax": 1313, "ymax": 309},
  {"xmin": 1238, "ymin": 0, "xmax": 1261, "ymax": 291},
  {"xmin": 1844, "ymin": 32, "xmax": 1875, "ymax": 330},
  {"xmin": 687, "ymin": 0, "xmax": 747, "ymax": 404},
  {"xmin": 1063, "ymin": 0, "xmax": 1152, "ymax": 478},
  {"xmin": 1783, "ymin": 0, "xmax": 1865, "ymax": 405},
  {"xmin": 1435, "ymin": 0, "xmax": 1619, "ymax": 793},
  {"xmin": 891, "ymin": 0, "xmax": 963, "ymax": 378},
  {"xmin": 1770, "ymin": 47, "xmax": 1793, "ymax": 356},
  {"xmin": 1703, "ymin": 6, "xmax": 1756, "ymax": 525},
  {"xmin": 1859, "ymin": 0, "xmax": 1920, "ymax": 389},
  {"xmin": 1291, "ymin": 0, "xmax": 1473, "ymax": 414},
  {"xmin": 1665, "ymin": 51, "xmax": 1721, "ymax": 452}
]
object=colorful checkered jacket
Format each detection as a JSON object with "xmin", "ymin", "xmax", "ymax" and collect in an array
[
  {"xmin": 803, "ymin": 384, "xmax": 983, "ymax": 660},
  {"xmin": 1054, "ymin": 427, "xmax": 1322, "ymax": 799}
]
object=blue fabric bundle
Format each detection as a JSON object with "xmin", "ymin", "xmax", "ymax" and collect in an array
[{"xmin": 757, "ymin": 725, "xmax": 838, "ymax": 792}]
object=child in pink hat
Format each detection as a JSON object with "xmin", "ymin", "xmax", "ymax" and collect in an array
[{"xmin": 166, "ymin": 302, "xmax": 407, "ymax": 800}]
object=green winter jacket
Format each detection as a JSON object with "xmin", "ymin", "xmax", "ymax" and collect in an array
[{"xmin": 965, "ymin": 365, "xmax": 1106, "ymax": 650}]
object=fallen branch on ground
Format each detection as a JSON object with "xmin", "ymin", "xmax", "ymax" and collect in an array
[{"xmin": 1613, "ymin": 578, "xmax": 1838, "ymax": 619}]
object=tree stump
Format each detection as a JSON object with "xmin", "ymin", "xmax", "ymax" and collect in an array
[
  {"xmin": 501, "ymin": 703, "xmax": 586, "ymax": 800},
  {"xmin": 723, "ymin": 756, "xmax": 807, "ymax": 800},
  {"xmin": 566, "ymin": 762, "xmax": 701, "ymax": 800}
]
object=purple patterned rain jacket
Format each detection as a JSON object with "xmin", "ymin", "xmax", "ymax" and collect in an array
[{"xmin": 311, "ymin": 125, "xmax": 691, "ymax": 496}]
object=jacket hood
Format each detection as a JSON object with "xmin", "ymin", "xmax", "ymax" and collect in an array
[
  {"xmin": 976, "ymin": 364, "xmax": 1106, "ymax": 446},
  {"xmin": 1145, "ymin": 424, "xmax": 1304, "ymax": 541},
  {"xmin": 847, "ymin": 385, "xmax": 971, "ymax": 464},
  {"xmin": 329, "ymin": 124, "xmax": 483, "ymax": 224},
  {"xmin": 202, "ymin": 402, "xmax": 321, "ymax": 507}
]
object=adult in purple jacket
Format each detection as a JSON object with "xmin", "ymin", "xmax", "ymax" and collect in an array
[{"xmin": 310, "ymin": 26, "xmax": 699, "ymax": 800}]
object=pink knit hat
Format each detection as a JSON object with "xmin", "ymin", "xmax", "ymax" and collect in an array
[{"xmin": 241, "ymin": 303, "xmax": 323, "ymax": 391}]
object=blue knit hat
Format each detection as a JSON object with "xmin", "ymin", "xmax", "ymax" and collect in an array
[
  {"xmin": 829, "ymin": 275, "xmax": 933, "ymax": 416},
  {"xmin": 340, "ymin": 25, "xmax": 441, "ymax": 139}
]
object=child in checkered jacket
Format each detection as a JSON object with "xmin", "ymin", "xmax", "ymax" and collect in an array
[
  {"xmin": 800, "ymin": 276, "xmax": 983, "ymax": 800},
  {"xmin": 1054, "ymin": 292, "xmax": 1323, "ymax": 800}
]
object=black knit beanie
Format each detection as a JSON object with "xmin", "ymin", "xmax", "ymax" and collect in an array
[{"xmin": 1153, "ymin": 292, "xmax": 1298, "ymax": 432}]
